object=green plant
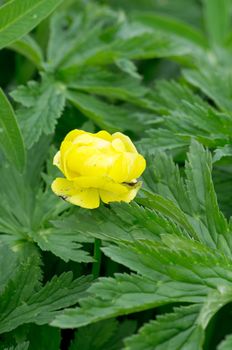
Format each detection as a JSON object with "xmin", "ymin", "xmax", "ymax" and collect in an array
[{"xmin": 1, "ymin": 0, "xmax": 232, "ymax": 349}]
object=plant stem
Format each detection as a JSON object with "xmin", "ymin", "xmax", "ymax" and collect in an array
[{"xmin": 92, "ymin": 238, "xmax": 102, "ymax": 279}]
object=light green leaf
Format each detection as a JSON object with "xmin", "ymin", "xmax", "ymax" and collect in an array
[
  {"xmin": 124, "ymin": 305, "xmax": 204, "ymax": 350},
  {"xmin": 202, "ymin": 0, "xmax": 231, "ymax": 46},
  {"xmin": 51, "ymin": 273, "xmax": 204, "ymax": 329},
  {"xmin": 11, "ymin": 74, "xmax": 66, "ymax": 148},
  {"xmin": 139, "ymin": 80, "xmax": 232, "ymax": 152},
  {"xmin": 140, "ymin": 141, "xmax": 231, "ymax": 254},
  {"xmin": 67, "ymin": 67, "xmax": 147, "ymax": 102},
  {"xmin": 213, "ymin": 145, "xmax": 232, "ymax": 163},
  {"xmin": 8, "ymin": 34, "xmax": 43, "ymax": 67},
  {"xmin": 0, "ymin": 89, "xmax": 25, "ymax": 172},
  {"xmin": 183, "ymin": 65, "xmax": 232, "ymax": 113},
  {"xmin": 0, "ymin": 0, "xmax": 64, "ymax": 50},
  {"xmin": 133, "ymin": 13, "xmax": 207, "ymax": 48},
  {"xmin": 72, "ymin": 202, "xmax": 181, "ymax": 244}
]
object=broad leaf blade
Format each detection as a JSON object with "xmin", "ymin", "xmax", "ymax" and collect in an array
[
  {"xmin": 202, "ymin": 0, "xmax": 231, "ymax": 46},
  {"xmin": 0, "ymin": 88, "xmax": 25, "ymax": 172},
  {"xmin": 0, "ymin": 0, "xmax": 64, "ymax": 50}
]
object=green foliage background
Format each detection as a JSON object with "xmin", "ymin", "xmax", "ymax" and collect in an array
[{"xmin": 1, "ymin": 0, "xmax": 232, "ymax": 349}]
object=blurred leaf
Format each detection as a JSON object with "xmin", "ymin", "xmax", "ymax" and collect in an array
[
  {"xmin": 66, "ymin": 90, "xmax": 154, "ymax": 133},
  {"xmin": 67, "ymin": 67, "xmax": 147, "ymax": 102},
  {"xmin": 218, "ymin": 334, "xmax": 232, "ymax": 350},
  {"xmin": 8, "ymin": 35, "xmax": 43, "ymax": 67},
  {"xmin": 3, "ymin": 343, "xmax": 29, "ymax": 350},
  {"xmin": 27, "ymin": 325, "xmax": 60, "ymax": 350},
  {"xmin": 0, "ymin": 88, "xmax": 25, "ymax": 172},
  {"xmin": 132, "ymin": 13, "xmax": 207, "ymax": 48},
  {"xmin": 202, "ymin": 0, "xmax": 231, "ymax": 46},
  {"xmin": 213, "ymin": 145, "xmax": 232, "ymax": 163}
]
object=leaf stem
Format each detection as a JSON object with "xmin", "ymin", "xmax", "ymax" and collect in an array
[{"xmin": 92, "ymin": 238, "xmax": 102, "ymax": 279}]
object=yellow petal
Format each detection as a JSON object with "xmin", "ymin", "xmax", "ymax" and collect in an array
[
  {"xmin": 53, "ymin": 151, "xmax": 63, "ymax": 172},
  {"xmin": 64, "ymin": 129, "xmax": 86, "ymax": 142},
  {"xmin": 60, "ymin": 141, "xmax": 79, "ymax": 179},
  {"xmin": 108, "ymin": 153, "xmax": 146, "ymax": 183},
  {"xmin": 108, "ymin": 153, "xmax": 129, "ymax": 183},
  {"xmin": 51, "ymin": 177, "xmax": 100, "ymax": 209},
  {"xmin": 112, "ymin": 138, "xmax": 126, "ymax": 152},
  {"xmin": 126, "ymin": 153, "xmax": 146, "ymax": 182},
  {"xmin": 74, "ymin": 176, "xmax": 128, "ymax": 194},
  {"xmin": 67, "ymin": 146, "xmax": 115, "ymax": 177},
  {"xmin": 95, "ymin": 130, "xmax": 112, "ymax": 141},
  {"xmin": 112, "ymin": 132, "xmax": 137, "ymax": 153},
  {"xmin": 100, "ymin": 182, "xmax": 142, "ymax": 204}
]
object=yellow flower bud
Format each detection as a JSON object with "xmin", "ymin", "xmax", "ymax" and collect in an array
[{"xmin": 51, "ymin": 129, "xmax": 146, "ymax": 209}]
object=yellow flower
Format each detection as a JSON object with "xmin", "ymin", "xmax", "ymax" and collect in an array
[{"xmin": 51, "ymin": 129, "xmax": 146, "ymax": 209}]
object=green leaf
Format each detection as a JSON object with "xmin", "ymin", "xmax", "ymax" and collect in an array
[
  {"xmin": 71, "ymin": 200, "xmax": 183, "ymax": 245},
  {"xmin": 67, "ymin": 67, "xmax": 147, "ymax": 102},
  {"xmin": 213, "ymin": 145, "xmax": 232, "ymax": 163},
  {"xmin": 218, "ymin": 335, "xmax": 232, "ymax": 350},
  {"xmin": 3, "ymin": 342, "xmax": 29, "ymax": 350},
  {"xmin": 33, "ymin": 215, "xmax": 94, "ymax": 263},
  {"xmin": 183, "ymin": 65, "xmax": 232, "ymax": 113},
  {"xmin": 70, "ymin": 319, "xmax": 136, "ymax": 350},
  {"xmin": 139, "ymin": 80, "xmax": 232, "ymax": 152},
  {"xmin": 0, "ymin": 89, "xmax": 25, "ymax": 172},
  {"xmin": 52, "ymin": 232, "xmax": 232, "ymax": 330},
  {"xmin": 51, "ymin": 273, "xmax": 202, "ymax": 329},
  {"xmin": 124, "ymin": 305, "xmax": 204, "ymax": 350},
  {"xmin": 8, "ymin": 34, "xmax": 43, "ymax": 67},
  {"xmin": 27, "ymin": 325, "xmax": 60, "ymax": 350},
  {"xmin": 0, "ymin": 0, "xmax": 64, "ymax": 50},
  {"xmin": 11, "ymin": 74, "xmax": 66, "ymax": 148},
  {"xmin": 133, "ymin": 13, "xmax": 207, "ymax": 48},
  {"xmin": 66, "ymin": 90, "xmax": 153, "ymax": 133},
  {"xmin": 140, "ymin": 141, "xmax": 231, "ymax": 254},
  {"xmin": 202, "ymin": 0, "xmax": 231, "ymax": 46},
  {"xmin": 0, "ymin": 258, "xmax": 91, "ymax": 333}
]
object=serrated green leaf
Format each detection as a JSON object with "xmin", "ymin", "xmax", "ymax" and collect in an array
[
  {"xmin": 0, "ymin": 0, "xmax": 64, "ymax": 50},
  {"xmin": 124, "ymin": 305, "xmax": 204, "ymax": 350},
  {"xmin": 0, "ymin": 262, "xmax": 91, "ymax": 334},
  {"xmin": 139, "ymin": 80, "xmax": 232, "ymax": 152},
  {"xmin": 11, "ymin": 75, "xmax": 65, "ymax": 148},
  {"xmin": 73, "ymin": 202, "xmax": 181, "ymax": 244},
  {"xmin": 183, "ymin": 65, "xmax": 232, "ymax": 113},
  {"xmin": 70, "ymin": 319, "xmax": 136, "ymax": 350},
  {"xmin": 51, "ymin": 272, "xmax": 204, "ymax": 329},
  {"xmin": 140, "ymin": 141, "xmax": 231, "ymax": 255},
  {"xmin": 0, "ymin": 89, "xmax": 25, "ymax": 172},
  {"xmin": 66, "ymin": 67, "xmax": 147, "ymax": 102}
]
